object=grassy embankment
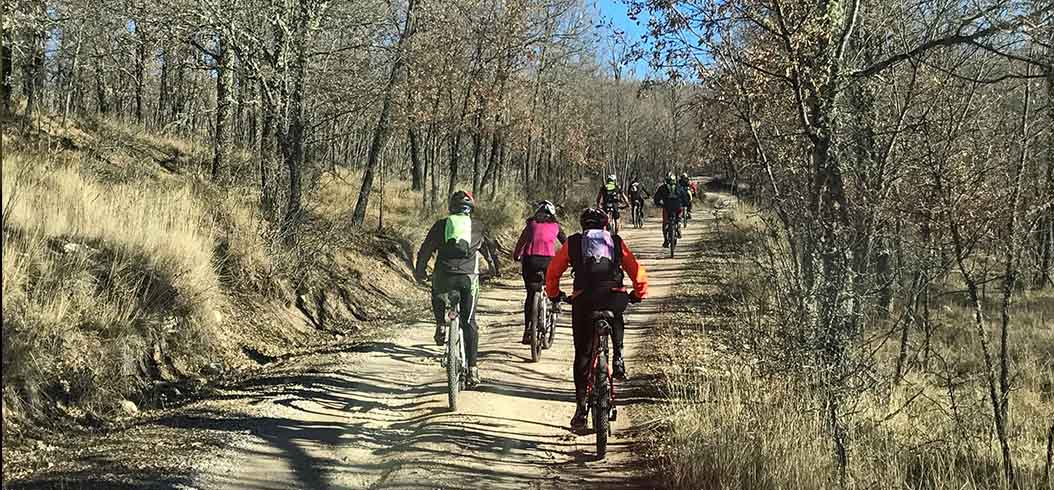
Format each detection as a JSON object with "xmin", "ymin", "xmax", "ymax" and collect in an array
[
  {"xmin": 1, "ymin": 113, "xmax": 525, "ymax": 447},
  {"xmin": 645, "ymin": 193, "xmax": 1053, "ymax": 490}
]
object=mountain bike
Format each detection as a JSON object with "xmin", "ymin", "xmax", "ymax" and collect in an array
[
  {"xmin": 664, "ymin": 212, "xmax": 681, "ymax": 259},
  {"xmin": 440, "ymin": 290, "xmax": 467, "ymax": 411},
  {"xmin": 631, "ymin": 200, "xmax": 645, "ymax": 229},
  {"xmin": 604, "ymin": 204, "xmax": 627, "ymax": 235},
  {"xmin": 560, "ymin": 292, "xmax": 634, "ymax": 459},
  {"xmin": 526, "ymin": 284, "xmax": 560, "ymax": 362}
]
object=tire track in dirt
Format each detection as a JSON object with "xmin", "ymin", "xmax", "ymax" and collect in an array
[{"xmin": 194, "ymin": 211, "xmax": 709, "ymax": 490}]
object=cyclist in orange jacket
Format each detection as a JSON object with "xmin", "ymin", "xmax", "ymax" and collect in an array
[{"xmin": 545, "ymin": 208, "xmax": 648, "ymax": 429}]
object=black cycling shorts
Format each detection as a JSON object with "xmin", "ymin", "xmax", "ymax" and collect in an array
[{"xmin": 521, "ymin": 255, "xmax": 552, "ymax": 290}]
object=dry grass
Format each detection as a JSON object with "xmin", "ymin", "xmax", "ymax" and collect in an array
[
  {"xmin": 316, "ymin": 168, "xmax": 528, "ymax": 247},
  {"xmin": 2, "ymin": 151, "xmax": 225, "ymax": 427},
  {"xmin": 648, "ymin": 196, "xmax": 1054, "ymax": 490}
]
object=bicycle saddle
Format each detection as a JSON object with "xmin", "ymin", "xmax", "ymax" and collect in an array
[{"xmin": 591, "ymin": 310, "xmax": 615, "ymax": 320}]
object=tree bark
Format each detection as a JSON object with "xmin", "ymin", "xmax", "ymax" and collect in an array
[
  {"xmin": 134, "ymin": 23, "xmax": 147, "ymax": 124},
  {"xmin": 1, "ymin": 28, "xmax": 13, "ymax": 115},
  {"xmin": 212, "ymin": 33, "xmax": 234, "ymax": 181}
]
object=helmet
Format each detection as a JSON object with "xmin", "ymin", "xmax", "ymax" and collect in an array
[
  {"xmin": 630, "ymin": 182, "xmax": 640, "ymax": 190},
  {"xmin": 665, "ymin": 173, "xmax": 676, "ymax": 185},
  {"xmin": 448, "ymin": 190, "xmax": 475, "ymax": 214},
  {"xmin": 681, "ymin": 172, "xmax": 689, "ymax": 179},
  {"xmin": 606, "ymin": 174, "xmax": 616, "ymax": 183},
  {"xmin": 535, "ymin": 200, "xmax": 556, "ymax": 218},
  {"xmin": 580, "ymin": 207, "xmax": 609, "ymax": 230}
]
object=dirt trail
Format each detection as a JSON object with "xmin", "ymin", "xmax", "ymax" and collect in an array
[{"xmin": 195, "ymin": 214, "xmax": 707, "ymax": 490}]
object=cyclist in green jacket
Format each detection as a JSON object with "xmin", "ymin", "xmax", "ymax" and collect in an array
[{"xmin": 414, "ymin": 191, "xmax": 500, "ymax": 387}]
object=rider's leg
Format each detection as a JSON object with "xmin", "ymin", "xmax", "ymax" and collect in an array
[
  {"xmin": 521, "ymin": 260, "xmax": 534, "ymax": 340},
  {"xmin": 449, "ymin": 273, "xmax": 482, "ymax": 386},
  {"xmin": 612, "ymin": 312, "xmax": 627, "ymax": 380},
  {"xmin": 661, "ymin": 208, "xmax": 671, "ymax": 247},
  {"xmin": 430, "ymin": 271, "xmax": 452, "ymax": 345},
  {"xmin": 570, "ymin": 301, "xmax": 592, "ymax": 427},
  {"xmin": 455, "ymin": 274, "xmax": 479, "ymax": 367}
]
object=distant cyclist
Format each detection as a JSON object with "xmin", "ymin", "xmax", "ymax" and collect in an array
[
  {"xmin": 677, "ymin": 173, "xmax": 695, "ymax": 222},
  {"xmin": 545, "ymin": 208, "xmax": 648, "ymax": 429},
  {"xmin": 653, "ymin": 173, "xmax": 690, "ymax": 248},
  {"xmin": 414, "ymin": 191, "xmax": 501, "ymax": 387},
  {"xmin": 595, "ymin": 174, "xmax": 628, "ymax": 234},
  {"xmin": 512, "ymin": 200, "xmax": 567, "ymax": 344},
  {"xmin": 628, "ymin": 179, "xmax": 650, "ymax": 223}
]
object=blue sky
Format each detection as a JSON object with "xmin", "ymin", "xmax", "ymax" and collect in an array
[{"xmin": 592, "ymin": 0, "xmax": 654, "ymax": 78}]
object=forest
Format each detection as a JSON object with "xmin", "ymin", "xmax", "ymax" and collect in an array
[{"xmin": 2, "ymin": 0, "xmax": 1053, "ymax": 488}]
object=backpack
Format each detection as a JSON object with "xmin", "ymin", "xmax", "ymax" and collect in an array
[
  {"xmin": 441, "ymin": 214, "xmax": 473, "ymax": 259},
  {"xmin": 568, "ymin": 230, "xmax": 623, "ymax": 291},
  {"xmin": 602, "ymin": 183, "xmax": 620, "ymax": 208}
]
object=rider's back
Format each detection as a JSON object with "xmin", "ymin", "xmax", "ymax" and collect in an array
[
  {"xmin": 517, "ymin": 218, "xmax": 563, "ymax": 257},
  {"xmin": 418, "ymin": 215, "xmax": 489, "ymax": 276}
]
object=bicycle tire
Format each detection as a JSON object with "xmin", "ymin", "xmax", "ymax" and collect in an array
[
  {"xmin": 530, "ymin": 293, "xmax": 543, "ymax": 362},
  {"xmin": 593, "ymin": 352, "xmax": 610, "ymax": 459},
  {"xmin": 447, "ymin": 317, "xmax": 460, "ymax": 411},
  {"xmin": 544, "ymin": 303, "xmax": 556, "ymax": 348}
]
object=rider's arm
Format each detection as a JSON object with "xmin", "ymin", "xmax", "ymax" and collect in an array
[
  {"xmin": 619, "ymin": 241, "xmax": 649, "ymax": 299},
  {"xmin": 414, "ymin": 220, "xmax": 445, "ymax": 279},
  {"xmin": 512, "ymin": 224, "xmax": 530, "ymax": 261},
  {"xmin": 544, "ymin": 243, "xmax": 570, "ymax": 299},
  {"xmin": 557, "ymin": 227, "xmax": 567, "ymax": 244}
]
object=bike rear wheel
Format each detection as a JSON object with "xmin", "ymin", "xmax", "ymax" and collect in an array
[
  {"xmin": 593, "ymin": 352, "xmax": 610, "ymax": 459},
  {"xmin": 447, "ymin": 317, "xmax": 461, "ymax": 411},
  {"xmin": 530, "ymin": 293, "xmax": 543, "ymax": 362}
]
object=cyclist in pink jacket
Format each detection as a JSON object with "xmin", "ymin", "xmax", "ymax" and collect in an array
[{"xmin": 513, "ymin": 201, "xmax": 567, "ymax": 344}]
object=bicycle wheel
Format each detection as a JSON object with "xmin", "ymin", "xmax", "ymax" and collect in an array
[
  {"xmin": 447, "ymin": 316, "xmax": 461, "ymax": 411},
  {"xmin": 593, "ymin": 350, "xmax": 610, "ymax": 459},
  {"xmin": 530, "ymin": 293, "xmax": 543, "ymax": 362},
  {"xmin": 544, "ymin": 302, "xmax": 557, "ymax": 349}
]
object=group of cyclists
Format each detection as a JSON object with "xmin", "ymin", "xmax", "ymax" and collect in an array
[
  {"xmin": 595, "ymin": 172, "xmax": 697, "ymax": 247},
  {"xmin": 414, "ymin": 172, "xmax": 697, "ymax": 429}
]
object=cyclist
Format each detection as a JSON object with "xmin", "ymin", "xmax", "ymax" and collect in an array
[
  {"xmin": 595, "ymin": 174, "xmax": 628, "ymax": 234},
  {"xmin": 628, "ymin": 179, "xmax": 650, "ymax": 225},
  {"xmin": 545, "ymin": 208, "xmax": 649, "ymax": 429},
  {"xmin": 512, "ymin": 200, "xmax": 567, "ymax": 344},
  {"xmin": 414, "ymin": 191, "xmax": 501, "ymax": 388},
  {"xmin": 677, "ymin": 173, "xmax": 695, "ymax": 223},
  {"xmin": 654, "ymin": 173, "xmax": 690, "ymax": 248}
]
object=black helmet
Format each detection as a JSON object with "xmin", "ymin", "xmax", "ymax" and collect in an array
[
  {"xmin": 448, "ymin": 190, "xmax": 475, "ymax": 214},
  {"xmin": 580, "ymin": 207, "xmax": 609, "ymax": 230}
]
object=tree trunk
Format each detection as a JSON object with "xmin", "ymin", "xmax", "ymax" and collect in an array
[
  {"xmin": 1, "ymin": 28, "xmax": 13, "ymax": 115},
  {"xmin": 22, "ymin": 28, "xmax": 44, "ymax": 124},
  {"xmin": 212, "ymin": 33, "xmax": 234, "ymax": 181},
  {"xmin": 352, "ymin": 0, "xmax": 418, "ymax": 225},
  {"xmin": 1039, "ymin": 48, "xmax": 1054, "ymax": 288},
  {"xmin": 409, "ymin": 127, "xmax": 424, "ymax": 190},
  {"xmin": 471, "ymin": 104, "xmax": 484, "ymax": 196},
  {"xmin": 134, "ymin": 23, "xmax": 147, "ymax": 125}
]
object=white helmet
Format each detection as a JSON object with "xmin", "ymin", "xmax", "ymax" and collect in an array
[
  {"xmin": 536, "ymin": 200, "xmax": 556, "ymax": 217},
  {"xmin": 606, "ymin": 174, "xmax": 616, "ymax": 183}
]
